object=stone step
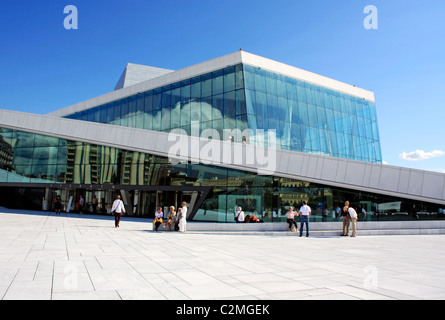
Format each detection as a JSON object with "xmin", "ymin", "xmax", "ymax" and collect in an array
[
  {"xmin": 155, "ymin": 228, "xmax": 445, "ymax": 237},
  {"xmin": 150, "ymin": 220, "xmax": 445, "ymax": 236}
]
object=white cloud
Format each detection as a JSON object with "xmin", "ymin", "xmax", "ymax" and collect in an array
[
  {"xmin": 382, "ymin": 160, "xmax": 388, "ymax": 165},
  {"xmin": 399, "ymin": 150, "xmax": 445, "ymax": 161}
]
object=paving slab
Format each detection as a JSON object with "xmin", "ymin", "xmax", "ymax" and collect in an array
[{"xmin": 1, "ymin": 208, "xmax": 445, "ymax": 300}]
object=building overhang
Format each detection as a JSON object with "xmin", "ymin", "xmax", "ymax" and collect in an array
[{"xmin": 1, "ymin": 109, "xmax": 443, "ymax": 206}]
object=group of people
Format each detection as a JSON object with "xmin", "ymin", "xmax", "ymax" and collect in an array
[
  {"xmin": 285, "ymin": 201, "xmax": 312, "ymax": 237},
  {"xmin": 111, "ymin": 195, "xmax": 188, "ymax": 232},
  {"xmin": 285, "ymin": 200, "xmax": 358, "ymax": 237},
  {"xmin": 89, "ymin": 195, "xmax": 360, "ymax": 237},
  {"xmin": 340, "ymin": 201, "xmax": 358, "ymax": 237},
  {"xmin": 153, "ymin": 202, "xmax": 188, "ymax": 233},
  {"xmin": 234, "ymin": 206, "xmax": 261, "ymax": 223}
]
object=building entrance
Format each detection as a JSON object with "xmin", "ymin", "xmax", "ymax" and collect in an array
[{"xmin": 42, "ymin": 184, "xmax": 211, "ymax": 219}]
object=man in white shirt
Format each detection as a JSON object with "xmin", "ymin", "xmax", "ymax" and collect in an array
[
  {"xmin": 111, "ymin": 195, "xmax": 126, "ymax": 228},
  {"xmin": 299, "ymin": 201, "xmax": 311, "ymax": 237},
  {"xmin": 347, "ymin": 203, "xmax": 358, "ymax": 237}
]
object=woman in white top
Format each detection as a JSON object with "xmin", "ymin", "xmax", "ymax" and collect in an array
[
  {"xmin": 286, "ymin": 207, "xmax": 298, "ymax": 231},
  {"xmin": 178, "ymin": 207, "xmax": 187, "ymax": 232}
]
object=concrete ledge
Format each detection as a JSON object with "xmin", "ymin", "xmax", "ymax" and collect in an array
[
  {"xmin": 183, "ymin": 220, "xmax": 445, "ymax": 236},
  {"xmin": 1, "ymin": 207, "xmax": 444, "ymax": 237},
  {"xmin": 182, "ymin": 228, "xmax": 445, "ymax": 237}
]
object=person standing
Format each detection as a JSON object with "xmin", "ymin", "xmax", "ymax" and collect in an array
[
  {"xmin": 111, "ymin": 195, "xmax": 126, "ymax": 228},
  {"xmin": 299, "ymin": 201, "xmax": 311, "ymax": 237},
  {"xmin": 335, "ymin": 205, "xmax": 341, "ymax": 219},
  {"xmin": 92, "ymin": 195, "xmax": 98, "ymax": 214},
  {"xmin": 286, "ymin": 207, "xmax": 298, "ymax": 232},
  {"xmin": 78, "ymin": 195, "xmax": 85, "ymax": 214},
  {"xmin": 359, "ymin": 206, "xmax": 367, "ymax": 221},
  {"xmin": 347, "ymin": 204, "xmax": 358, "ymax": 237},
  {"xmin": 54, "ymin": 195, "xmax": 62, "ymax": 215},
  {"xmin": 341, "ymin": 206, "xmax": 350, "ymax": 236},
  {"xmin": 179, "ymin": 202, "xmax": 188, "ymax": 232}
]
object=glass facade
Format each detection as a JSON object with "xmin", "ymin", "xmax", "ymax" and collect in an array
[
  {"xmin": 6, "ymin": 59, "xmax": 442, "ymax": 222},
  {"xmin": 65, "ymin": 64, "xmax": 248, "ymax": 141},
  {"xmin": 64, "ymin": 63, "xmax": 382, "ymax": 163},
  {"xmin": 242, "ymin": 65, "xmax": 382, "ymax": 162},
  {"xmin": 0, "ymin": 128, "xmax": 442, "ymax": 222}
]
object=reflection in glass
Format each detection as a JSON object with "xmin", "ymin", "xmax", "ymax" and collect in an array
[
  {"xmin": 0, "ymin": 127, "xmax": 442, "ymax": 222},
  {"xmin": 64, "ymin": 62, "xmax": 381, "ymax": 161}
]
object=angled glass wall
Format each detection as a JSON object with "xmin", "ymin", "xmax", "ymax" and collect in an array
[
  {"xmin": 64, "ymin": 62, "xmax": 382, "ymax": 164},
  {"xmin": 243, "ymin": 65, "xmax": 382, "ymax": 163},
  {"xmin": 65, "ymin": 64, "xmax": 247, "ymax": 140},
  {"xmin": 0, "ymin": 128, "xmax": 442, "ymax": 222}
]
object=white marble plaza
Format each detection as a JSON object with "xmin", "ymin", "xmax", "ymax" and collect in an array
[{"xmin": 1, "ymin": 208, "xmax": 444, "ymax": 300}]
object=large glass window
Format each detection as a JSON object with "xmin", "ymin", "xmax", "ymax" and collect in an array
[
  {"xmin": 242, "ymin": 64, "xmax": 382, "ymax": 163},
  {"xmin": 64, "ymin": 65, "xmax": 246, "ymax": 143},
  {"xmin": 0, "ymin": 127, "xmax": 442, "ymax": 221},
  {"xmin": 63, "ymin": 63, "xmax": 381, "ymax": 163}
]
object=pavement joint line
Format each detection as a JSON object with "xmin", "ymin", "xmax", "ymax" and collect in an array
[{"xmin": 1, "ymin": 208, "xmax": 445, "ymax": 300}]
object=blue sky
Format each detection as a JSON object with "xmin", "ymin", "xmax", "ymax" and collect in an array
[{"xmin": 1, "ymin": 0, "xmax": 444, "ymax": 173}]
